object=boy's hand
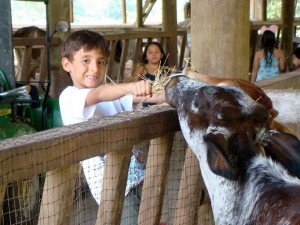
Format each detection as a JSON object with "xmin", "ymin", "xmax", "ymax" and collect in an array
[{"xmin": 131, "ymin": 80, "xmax": 152, "ymax": 97}]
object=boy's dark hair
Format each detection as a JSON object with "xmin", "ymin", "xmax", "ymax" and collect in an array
[
  {"xmin": 260, "ymin": 30, "xmax": 277, "ymax": 66},
  {"xmin": 141, "ymin": 41, "xmax": 167, "ymax": 66},
  {"xmin": 62, "ymin": 29, "xmax": 110, "ymax": 61},
  {"xmin": 293, "ymin": 47, "xmax": 300, "ymax": 59}
]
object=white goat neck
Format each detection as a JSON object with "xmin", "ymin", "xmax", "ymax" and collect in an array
[{"xmin": 180, "ymin": 118, "xmax": 238, "ymax": 225}]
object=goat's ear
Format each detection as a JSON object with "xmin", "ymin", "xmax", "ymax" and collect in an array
[
  {"xmin": 204, "ymin": 134, "xmax": 237, "ymax": 181},
  {"xmin": 263, "ymin": 130, "xmax": 300, "ymax": 178}
]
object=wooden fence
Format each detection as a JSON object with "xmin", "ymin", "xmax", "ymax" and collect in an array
[
  {"xmin": 0, "ymin": 105, "xmax": 211, "ymax": 225},
  {"xmin": 12, "ymin": 28, "xmax": 188, "ymax": 85}
]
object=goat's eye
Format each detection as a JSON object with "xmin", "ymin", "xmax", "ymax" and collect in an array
[
  {"xmin": 194, "ymin": 100, "xmax": 199, "ymax": 108},
  {"xmin": 216, "ymin": 113, "xmax": 223, "ymax": 120}
]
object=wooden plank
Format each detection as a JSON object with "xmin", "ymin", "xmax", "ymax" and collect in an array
[
  {"xmin": 255, "ymin": 70, "xmax": 300, "ymax": 89},
  {"xmin": 131, "ymin": 38, "xmax": 143, "ymax": 74},
  {"xmin": 173, "ymin": 148, "xmax": 201, "ymax": 225},
  {"xmin": 103, "ymin": 31, "xmax": 169, "ymax": 41},
  {"xmin": 0, "ymin": 106, "xmax": 180, "ymax": 185},
  {"xmin": 178, "ymin": 32, "xmax": 187, "ymax": 68},
  {"xmin": 39, "ymin": 48, "xmax": 47, "ymax": 82},
  {"xmin": 162, "ymin": 0, "xmax": 178, "ymax": 67},
  {"xmin": 38, "ymin": 164, "xmax": 80, "ymax": 225},
  {"xmin": 0, "ymin": 184, "xmax": 7, "ymax": 222},
  {"xmin": 138, "ymin": 133, "xmax": 174, "ymax": 224},
  {"xmin": 96, "ymin": 150, "xmax": 132, "ymax": 225},
  {"xmin": 106, "ymin": 40, "xmax": 118, "ymax": 80},
  {"xmin": 281, "ymin": 0, "xmax": 296, "ymax": 66},
  {"xmin": 117, "ymin": 39, "xmax": 130, "ymax": 82},
  {"xmin": 0, "ymin": 0, "xmax": 15, "ymax": 89},
  {"xmin": 13, "ymin": 37, "xmax": 61, "ymax": 47},
  {"xmin": 20, "ymin": 47, "xmax": 32, "ymax": 82}
]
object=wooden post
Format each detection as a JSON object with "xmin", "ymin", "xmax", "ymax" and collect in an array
[
  {"xmin": 162, "ymin": 0, "xmax": 178, "ymax": 67},
  {"xmin": 173, "ymin": 148, "xmax": 201, "ymax": 225},
  {"xmin": 281, "ymin": 0, "xmax": 295, "ymax": 68},
  {"xmin": 250, "ymin": 0, "xmax": 266, "ymax": 21},
  {"xmin": 136, "ymin": 0, "xmax": 143, "ymax": 28},
  {"xmin": 96, "ymin": 150, "xmax": 132, "ymax": 225},
  {"xmin": 48, "ymin": 0, "xmax": 72, "ymax": 98},
  {"xmin": 0, "ymin": 0, "xmax": 15, "ymax": 89},
  {"xmin": 0, "ymin": 184, "xmax": 7, "ymax": 221},
  {"xmin": 191, "ymin": 0, "xmax": 250, "ymax": 79},
  {"xmin": 38, "ymin": 164, "xmax": 80, "ymax": 225},
  {"xmin": 122, "ymin": 0, "xmax": 127, "ymax": 24},
  {"xmin": 138, "ymin": 133, "xmax": 174, "ymax": 224}
]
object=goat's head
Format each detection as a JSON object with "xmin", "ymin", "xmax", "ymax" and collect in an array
[{"xmin": 165, "ymin": 75, "xmax": 300, "ymax": 180}]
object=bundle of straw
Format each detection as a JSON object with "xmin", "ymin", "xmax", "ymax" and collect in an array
[{"xmin": 139, "ymin": 66, "xmax": 174, "ymax": 94}]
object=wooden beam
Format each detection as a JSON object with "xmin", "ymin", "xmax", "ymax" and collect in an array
[
  {"xmin": 281, "ymin": 0, "xmax": 295, "ymax": 68},
  {"xmin": 162, "ymin": 0, "xmax": 178, "ymax": 67},
  {"xmin": 191, "ymin": 0, "xmax": 250, "ymax": 79},
  {"xmin": 136, "ymin": 0, "xmax": 143, "ymax": 27},
  {"xmin": 122, "ymin": 0, "xmax": 127, "ymax": 24},
  {"xmin": 0, "ymin": 0, "xmax": 15, "ymax": 89}
]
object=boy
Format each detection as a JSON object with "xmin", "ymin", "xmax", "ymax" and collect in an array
[
  {"xmin": 59, "ymin": 29, "xmax": 165, "ymax": 223},
  {"xmin": 292, "ymin": 47, "xmax": 300, "ymax": 71}
]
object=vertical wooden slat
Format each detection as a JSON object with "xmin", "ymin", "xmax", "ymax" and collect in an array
[
  {"xmin": 173, "ymin": 148, "xmax": 201, "ymax": 225},
  {"xmin": 162, "ymin": 0, "xmax": 178, "ymax": 67},
  {"xmin": 0, "ymin": 184, "xmax": 7, "ymax": 221},
  {"xmin": 281, "ymin": 0, "xmax": 295, "ymax": 67},
  {"xmin": 106, "ymin": 40, "xmax": 118, "ymax": 81},
  {"xmin": 131, "ymin": 38, "xmax": 143, "ymax": 75},
  {"xmin": 138, "ymin": 133, "xmax": 175, "ymax": 225},
  {"xmin": 178, "ymin": 33, "xmax": 187, "ymax": 68},
  {"xmin": 136, "ymin": 0, "xmax": 143, "ymax": 27},
  {"xmin": 38, "ymin": 164, "xmax": 80, "ymax": 225},
  {"xmin": 117, "ymin": 39, "xmax": 130, "ymax": 82},
  {"xmin": 122, "ymin": 0, "xmax": 127, "ymax": 24},
  {"xmin": 96, "ymin": 149, "xmax": 132, "ymax": 225},
  {"xmin": 20, "ymin": 47, "xmax": 32, "ymax": 82},
  {"xmin": 39, "ymin": 48, "xmax": 47, "ymax": 82}
]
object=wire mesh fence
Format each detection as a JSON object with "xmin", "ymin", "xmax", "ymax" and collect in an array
[{"xmin": 0, "ymin": 105, "xmax": 213, "ymax": 225}]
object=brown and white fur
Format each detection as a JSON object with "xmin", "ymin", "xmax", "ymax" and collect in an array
[{"xmin": 165, "ymin": 75, "xmax": 300, "ymax": 225}]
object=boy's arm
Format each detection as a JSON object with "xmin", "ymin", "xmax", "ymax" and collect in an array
[
  {"xmin": 133, "ymin": 93, "xmax": 166, "ymax": 104},
  {"xmin": 85, "ymin": 80, "xmax": 153, "ymax": 107}
]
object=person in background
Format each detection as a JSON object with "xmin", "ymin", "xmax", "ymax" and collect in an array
[
  {"xmin": 132, "ymin": 41, "xmax": 169, "ymax": 107},
  {"xmin": 251, "ymin": 25, "xmax": 286, "ymax": 82},
  {"xmin": 59, "ymin": 30, "xmax": 165, "ymax": 224},
  {"xmin": 292, "ymin": 47, "xmax": 300, "ymax": 71}
]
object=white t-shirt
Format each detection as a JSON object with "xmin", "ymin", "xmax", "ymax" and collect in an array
[
  {"xmin": 59, "ymin": 86, "xmax": 133, "ymax": 125},
  {"xmin": 59, "ymin": 86, "xmax": 135, "ymax": 204}
]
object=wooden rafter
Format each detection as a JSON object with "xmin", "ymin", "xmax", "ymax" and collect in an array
[{"xmin": 142, "ymin": 0, "xmax": 157, "ymax": 23}]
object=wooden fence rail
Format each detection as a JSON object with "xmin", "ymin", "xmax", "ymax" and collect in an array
[
  {"xmin": 12, "ymin": 29, "xmax": 188, "ymax": 85},
  {"xmin": 0, "ymin": 105, "xmax": 207, "ymax": 225}
]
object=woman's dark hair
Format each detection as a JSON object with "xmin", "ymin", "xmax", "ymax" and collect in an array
[
  {"xmin": 140, "ymin": 41, "xmax": 167, "ymax": 66},
  {"xmin": 293, "ymin": 47, "xmax": 300, "ymax": 59},
  {"xmin": 260, "ymin": 30, "xmax": 277, "ymax": 66},
  {"xmin": 62, "ymin": 29, "xmax": 110, "ymax": 61}
]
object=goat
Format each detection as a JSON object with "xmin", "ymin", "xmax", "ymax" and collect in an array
[
  {"xmin": 185, "ymin": 70, "xmax": 298, "ymax": 136},
  {"xmin": 165, "ymin": 75, "xmax": 300, "ymax": 225}
]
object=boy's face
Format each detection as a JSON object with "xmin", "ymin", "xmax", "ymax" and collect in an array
[
  {"xmin": 293, "ymin": 55, "xmax": 300, "ymax": 68},
  {"xmin": 61, "ymin": 48, "xmax": 107, "ymax": 89}
]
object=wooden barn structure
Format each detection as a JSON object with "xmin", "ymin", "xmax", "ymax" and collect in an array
[{"xmin": 0, "ymin": 0, "xmax": 300, "ymax": 224}]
